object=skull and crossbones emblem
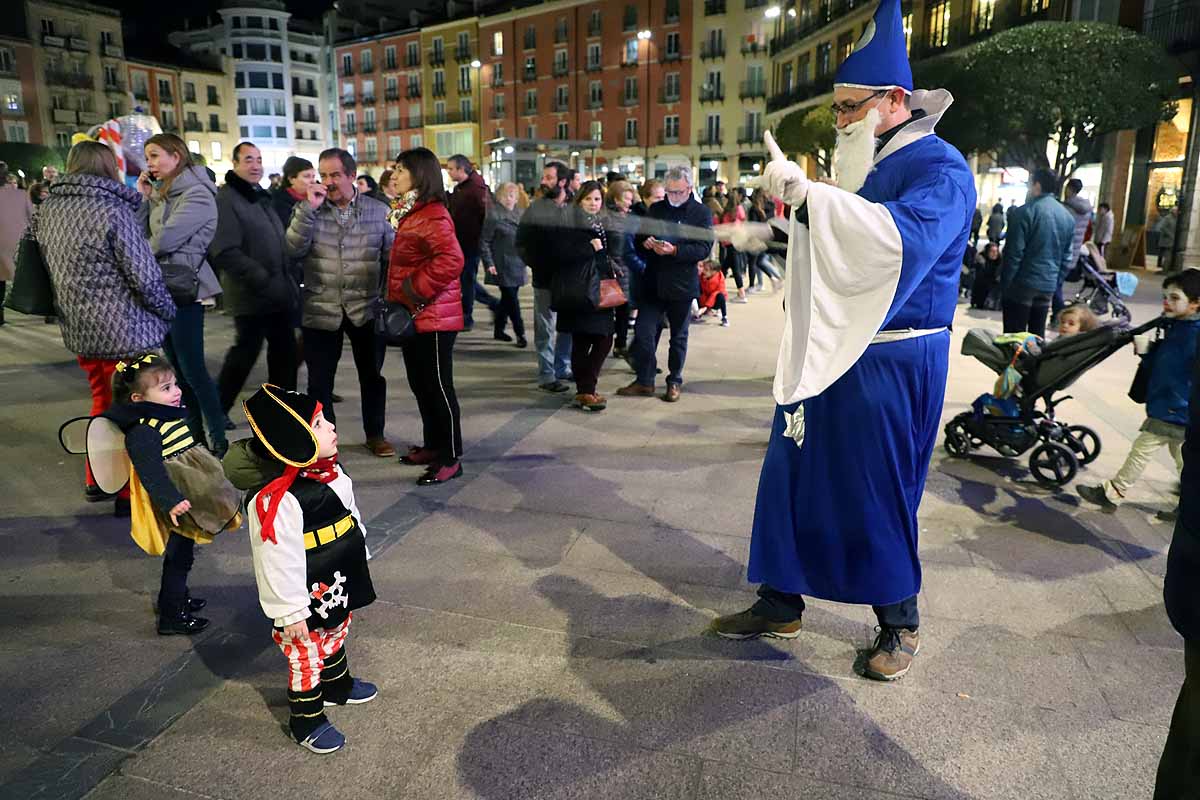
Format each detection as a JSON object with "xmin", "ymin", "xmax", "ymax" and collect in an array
[{"xmin": 311, "ymin": 571, "xmax": 349, "ymax": 620}]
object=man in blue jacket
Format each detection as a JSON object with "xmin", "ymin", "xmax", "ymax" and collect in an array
[
  {"xmin": 999, "ymin": 168, "xmax": 1076, "ymax": 337},
  {"xmin": 617, "ymin": 165, "xmax": 712, "ymax": 403}
]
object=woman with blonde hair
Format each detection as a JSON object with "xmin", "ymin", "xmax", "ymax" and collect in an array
[
  {"xmin": 37, "ymin": 140, "xmax": 176, "ymax": 510},
  {"xmin": 480, "ymin": 181, "xmax": 529, "ymax": 346},
  {"xmin": 136, "ymin": 132, "xmax": 228, "ymax": 455}
]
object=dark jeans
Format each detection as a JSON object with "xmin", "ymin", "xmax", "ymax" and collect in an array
[
  {"xmin": 753, "ymin": 585, "xmax": 920, "ymax": 630},
  {"xmin": 494, "ymin": 285, "xmax": 525, "ymax": 339},
  {"xmin": 401, "ymin": 330, "xmax": 462, "ymax": 465},
  {"xmin": 1002, "ymin": 294, "xmax": 1052, "ymax": 338},
  {"xmin": 722, "ymin": 246, "xmax": 745, "ymax": 290},
  {"xmin": 971, "ymin": 262, "xmax": 997, "ymax": 308},
  {"xmin": 303, "ymin": 315, "xmax": 386, "ymax": 439},
  {"xmin": 162, "ymin": 302, "xmax": 226, "ymax": 450},
  {"xmin": 614, "ymin": 303, "xmax": 631, "ymax": 350},
  {"xmin": 632, "ymin": 297, "xmax": 692, "ymax": 387},
  {"xmin": 571, "ymin": 332, "xmax": 613, "ymax": 395},
  {"xmin": 1156, "ymin": 640, "xmax": 1200, "ymax": 799},
  {"xmin": 461, "ymin": 253, "xmax": 499, "ymax": 327},
  {"xmin": 217, "ymin": 311, "xmax": 298, "ymax": 413},
  {"xmin": 752, "ymin": 254, "xmax": 781, "ymax": 287},
  {"xmin": 705, "ymin": 293, "xmax": 728, "ymax": 319},
  {"xmin": 158, "ymin": 532, "xmax": 195, "ymax": 617}
]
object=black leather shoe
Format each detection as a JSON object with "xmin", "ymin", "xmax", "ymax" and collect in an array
[
  {"xmin": 417, "ymin": 463, "xmax": 463, "ymax": 486},
  {"xmin": 157, "ymin": 612, "xmax": 210, "ymax": 636},
  {"xmin": 186, "ymin": 596, "xmax": 208, "ymax": 612},
  {"xmin": 516, "ymin": 337, "xmax": 528, "ymax": 349}
]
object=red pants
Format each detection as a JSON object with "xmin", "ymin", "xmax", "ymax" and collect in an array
[
  {"xmin": 272, "ymin": 614, "xmax": 352, "ymax": 693},
  {"xmin": 76, "ymin": 356, "xmax": 127, "ymax": 496}
]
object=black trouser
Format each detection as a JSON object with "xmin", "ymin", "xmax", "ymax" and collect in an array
[
  {"xmin": 303, "ymin": 314, "xmax": 386, "ymax": 439},
  {"xmin": 401, "ymin": 330, "xmax": 462, "ymax": 465},
  {"xmin": 614, "ymin": 303, "xmax": 631, "ymax": 350},
  {"xmin": 460, "ymin": 253, "xmax": 498, "ymax": 327},
  {"xmin": 494, "ymin": 286, "xmax": 525, "ymax": 339},
  {"xmin": 752, "ymin": 584, "xmax": 920, "ymax": 630},
  {"xmin": 971, "ymin": 262, "xmax": 997, "ymax": 308},
  {"xmin": 217, "ymin": 311, "xmax": 298, "ymax": 413},
  {"xmin": 1156, "ymin": 640, "xmax": 1200, "ymax": 799},
  {"xmin": 571, "ymin": 332, "xmax": 613, "ymax": 395},
  {"xmin": 704, "ymin": 294, "xmax": 728, "ymax": 320},
  {"xmin": 632, "ymin": 297, "xmax": 692, "ymax": 387},
  {"xmin": 158, "ymin": 532, "xmax": 195, "ymax": 617},
  {"xmin": 721, "ymin": 245, "xmax": 745, "ymax": 290},
  {"xmin": 1002, "ymin": 294, "xmax": 1051, "ymax": 338}
]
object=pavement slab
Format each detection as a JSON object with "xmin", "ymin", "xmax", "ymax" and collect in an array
[{"xmin": 0, "ymin": 274, "xmax": 1185, "ymax": 799}]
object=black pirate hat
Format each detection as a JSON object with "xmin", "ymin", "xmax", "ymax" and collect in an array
[{"xmin": 243, "ymin": 384, "xmax": 320, "ymax": 468}]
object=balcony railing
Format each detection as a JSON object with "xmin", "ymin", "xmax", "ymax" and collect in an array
[
  {"xmin": 585, "ymin": 59, "xmax": 602, "ymax": 72},
  {"xmin": 209, "ymin": 122, "xmax": 228, "ymax": 133},
  {"xmin": 524, "ymin": 33, "xmax": 536, "ymax": 49},
  {"xmin": 340, "ymin": 64, "xmax": 353, "ymax": 76},
  {"xmin": 492, "ymin": 74, "xmax": 505, "ymax": 87},
  {"xmin": 102, "ymin": 43, "xmax": 123, "ymax": 58},
  {"xmin": 620, "ymin": 92, "xmax": 639, "ymax": 106},
  {"xmin": 52, "ymin": 108, "xmax": 77, "ymax": 124},
  {"xmin": 45, "ymin": 70, "xmax": 94, "ymax": 90},
  {"xmin": 344, "ymin": 122, "xmax": 357, "ymax": 134},
  {"xmin": 662, "ymin": 49, "xmax": 682, "ymax": 62},
  {"xmin": 385, "ymin": 88, "xmax": 400, "ymax": 101},
  {"xmin": 555, "ymin": 26, "xmax": 569, "ymax": 43},
  {"xmin": 745, "ymin": 0, "xmax": 769, "ymax": 7},
  {"xmin": 104, "ymin": 80, "xmax": 125, "ymax": 94},
  {"xmin": 552, "ymin": 62, "xmax": 569, "ymax": 76},
  {"xmin": 184, "ymin": 119, "xmax": 203, "ymax": 131},
  {"xmin": 428, "ymin": 111, "xmax": 476, "ymax": 124},
  {"xmin": 184, "ymin": 91, "xmax": 196, "ymax": 104},
  {"xmin": 160, "ymin": 92, "xmax": 175, "ymax": 105},
  {"xmin": 621, "ymin": 54, "xmax": 639, "ymax": 67},
  {"xmin": 134, "ymin": 89, "xmax": 150, "ymax": 102},
  {"xmin": 739, "ymin": 79, "xmax": 766, "ymax": 99},
  {"xmin": 666, "ymin": 2, "xmax": 681, "ymax": 22},
  {"xmin": 705, "ymin": 0, "xmax": 727, "ymax": 14},
  {"xmin": 457, "ymin": 81, "xmax": 472, "ymax": 93},
  {"xmin": 363, "ymin": 123, "xmax": 377, "ymax": 133},
  {"xmin": 553, "ymin": 99, "xmax": 569, "ymax": 112},
  {"xmin": 1143, "ymin": 0, "xmax": 1198, "ymax": 52},
  {"xmin": 490, "ymin": 106, "xmax": 507, "ymax": 120},
  {"xmin": 697, "ymin": 129, "xmax": 723, "ymax": 147},
  {"xmin": 42, "ymin": 34, "xmax": 65, "ymax": 48},
  {"xmin": 741, "ymin": 40, "xmax": 766, "ymax": 56},
  {"xmin": 624, "ymin": 134, "xmax": 638, "ymax": 145},
  {"xmin": 361, "ymin": 94, "xmax": 375, "ymax": 104},
  {"xmin": 766, "ymin": 76, "xmax": 834, "ymax": 112},
  {"xmin": 407, "ymin": 85, "xmax": 422, "ymax": 98},
  {"xmin": 294, "ymin": 112, "xmax": 318, "ymax": 123},
  {"xmin": 386, "ymin": 119, "xmax": 402, "ymax": 130},
  {"xmin": 738, "ymin": 125, "xmax": 764, "ymax": 145},
  {"xmin": 658, "ymin": 130, "xmax": 680, "ymax": 145},
  {"xmin": 341, "ymin": 95, "xmax": 356, "ymax": 107},
  {"xmin": 406, "ymin": 116, "xmax": 423, "ymax": 129},
  {"xmin": 406, "ymin": 52, "xmax": 420, "ymax": 67},
  {"xmin": 658, "ymin": 87, "xmax": 681, "ymax": 103},
  {"xmin": 432, "ymin": 83, "xmax": 447, "ymax": 97},
  {"xmin": 700, "ymin": 41, "xmax": 726, "ymax": 59},
  {"xmin": 523, "ymin": 66, "xmax": 537, "ymax": 81},
  {"xmin": 588, "ymin": 19, "xmax": 603, "ymax": 36},
  {"xmin": 384, "ymin": 57, "xmax": 397, "ymax": 71},
  {"xmin": 588, "ymin": 93, "xmax": 603, "ymax": 108},
  {"xmin": 700, "ymin": 86, "xmax": 725, "ymax": 102},
  {"xmin": 360, "ymin": 60, "xmax": 375, "ymax": 73},
  {"xmin": 208, "ymin": 93, "xmax": 221, "ymax": 105},
  {"xmin": 78, "ymin": 111, "xmax": 102, "ymax": 124},
  {"xmin": 456, "ymin": 44, "xmax": 472, "ymax": 60},
  {"xmin": 429, "ymin": 48, "xmax": 445, "ymax": 66}
]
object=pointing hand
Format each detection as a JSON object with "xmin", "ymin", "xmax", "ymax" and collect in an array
[{"xmin": 748, "ymin": 130, "xmax": 808, "ymax": 208}]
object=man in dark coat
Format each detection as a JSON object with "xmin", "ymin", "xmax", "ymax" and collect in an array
[
  {"xmin": 447, "ymin": 154, "xmax": 498, "ymax": 329},
  {"xmin": 1156, "ymin": 348, "xmax": 1200, "ymax": 798},
  {"xmin": 617, "ymin": 165, "xmax": 712, "ymax": 403},
  {"xmin": 210, "ymin": 141, "xmax": 299, "ymax": 414}
]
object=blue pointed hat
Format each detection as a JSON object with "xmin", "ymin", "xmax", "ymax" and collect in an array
[{"xmin": 833, "ymin": 0, "xmax": 913, "ymax": 93}]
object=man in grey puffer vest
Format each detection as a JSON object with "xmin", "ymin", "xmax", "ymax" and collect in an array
[
  {"xmin": 286, "ymin": 147, "xmax": 396, "ymax": 457},
  {"xmin": 211, "ymin": 142, "xmax": 299, "ymax": 416}
]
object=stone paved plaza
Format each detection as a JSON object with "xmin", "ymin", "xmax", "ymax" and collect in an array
[{"xmin": 0, "ymin": 276, "xmax": 1184, "ymax": 799}]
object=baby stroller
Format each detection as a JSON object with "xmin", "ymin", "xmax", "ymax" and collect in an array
[
  {"xmin": 943, "ymin": 318, "xmax": 1159, "ymax": 487},
  {"xmin": 1070, "ymin": 242, "xmax": 1137, "ymax": 325}
]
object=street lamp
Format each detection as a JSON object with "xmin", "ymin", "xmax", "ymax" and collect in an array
[
  {"xmin": 765, "ymin": 5, "xmax": 781, "ymax": 18},
  {"xmin": 637, "ymin": 29, "xmax": 652, "ymax": 40},
  {"xmin": 470, "ymin": 59, "xmax": 481, "ymax": 68}
]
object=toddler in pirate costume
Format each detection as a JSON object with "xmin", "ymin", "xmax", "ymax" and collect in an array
[
  {"xmin": 102, "ymin": 354, "xmax": 242, "ymax": 635},
  {"xmin": 225, "ymin": 384, "xmax": 377, "ymax": 755}
]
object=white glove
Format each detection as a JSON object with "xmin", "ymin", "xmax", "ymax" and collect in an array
[
  {"xmin": 748, "ymin": 130, "xmax": 808, "ymax": 208},
  {"xmin": 713, "ymin": 222, "xmax": 773, "ymax": 254}
]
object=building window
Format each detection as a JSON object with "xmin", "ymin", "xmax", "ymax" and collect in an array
[
  {"xmin": 274, "ymin": 97, "xmax": 286, "ymax": 116},
  {"xmin": 271, "ymin": 45, "xmax": 282, "ymax": 61},
  {"xmin": 590, "ymin": 120, "xmax": 602, "ymax": 141},
  {"xmin": 109, "ymin": 99, "xmax": 122, "ymax": 117},
  {"xmin": 269, "ymin": 17, "xmax": 278, "ymax": 30},
  {"xmin": 816, "ymin": 42, "xmax": 832, "ymax": 77},
  {"xmin": 187, "ymin": 137, "xmax": 200, "ymax": 153},
  {"xmin": 926, "ymin": 0, "xmax": 951, "ymax": 49},
  {"xmin": 231, "ymin": 17, "xmax": 241, "ymax": 29},
  {"xmin": 361, "ymin": 50, "xmax": 373, "ymax": 72},
  {"xmin": 554, "ymin": 49, "xmax": 568, "ymax": 74},
  {"xmin": 365, "ymin": 137, "xmax": 377, "ymax": 160},
  {"xmin": 0, "ymin": 48, "xmax": 12, "ymax": 73},
  {"xmin": 239, "ymin": 125, "xmax": 248, "ymax": 137},
  {"xmin": 211, "ymin": 141, "xmax": 222, "ymax": 162},
  {"xmin": 434, "ymin": 100, "xmax": 446, "ymax": 123},
  {"xmin": 902, "ymin": 13, "xmax": 914, "ymax": 53},
  {"xmin": 524, "ymin": 89, "xmax": 536, "ymax": 113},
  {"xmin": 275, "ymin": 125, "xmax": 286, "ymax": 138},
  {"xmin": 3, "ymin": 92, "xmax": 21, "ymax": 113},
  {"xmin": 837, "ymin": 32, "xmax": 853, "ymax": 65},
  {"xmin": 524, "ymin": 25, "xmax": 536, "ymax": 49},
  {"xmin": 556, "ymin": 121, "xmax": 568, "ymax": 139},
  {"xmin": 624, "ymin": 118, "xmax": 637, "ymax": 144},
  {"xmin": 342, "ymin": 54, "xmax": 352, "ymax": 75},
  {"xmin": 184, "ymin": 82, "xmax": 196, "ymax": 103},
  {"xmin": 524, "ymin": 56, "xmax": 536, "ymax": 80},
  {"xmin": 460, "ymin": 97, "xmax": 472, "ymax": 119},
  {"xmin": 493, "ymin": 93, "xmax": 505, "ymax": 115},
  {"xmin": 42, "ymin": 19, "xmax": 55, "ymax": 36},
  {"xmin": 666, "ymin": 32, "xmax": 680, "ymax": 58},
  {"xmin": 385, "ymin": 46, "xmax": 396, "ymax": 70},
  {"xmin": 587, "ymin": 43, "xmax": 601, "ymax": 69},
  {"xmin": 406, "ymin": 42, "xmax": 419, "ymax": 66},
  {"xmin": 705, "ymin": 113, "xmax": 721, "ymax": 143},
  {"xmin": 623, "ymin": 4, "xmax": 637, "ymax": 30},
  {"xmin": 797, "ymin": 53, "xmax": 810, "ymax": 84},
  {"xmin": 252, "ymin": 124, "xmax": 271, "ymax": 138},
  {"xmin": 666, "ymin": 0, "xmax": 681, "ymax": 21},
  {"xmin": 56, "ymin": 131, "xmax": 71, "ymax": 148},
  {"xmin": 103, "ymin": 64, "xmax": 119, "ymax": 88},
  {"xmin": 664, "ymin": 114, "xmax": 679, "ymax": 141},
  {"xmin": 665, "ymin": 72, "xmax": 680, "ymax": 100},
  {"xmin": 459, "ymin": 64, "xmax": 471, "ymax": 91},
  {"xmin": 589, "ymin": 80, "xmax": 602, "ymax": 104},
  {"xmin": 527, "ymin": 124, "xmax": 536, "ymax": 139},
  {"xmin": 589, "ymin": 9, "xmax": 603, "ymax": 35},
  {"xmin": 555, "ymin": 85, "xmax": 568, "ymax": 109},
  {"xmin": 624, "ymin": 39, "xmax": 638, "ymax": 65},
  {"xmin": 432, "ymin": 36, "xmax": 444, "ymax": 61},
  {"xmin": 493, "ymin": 61, "xmax": 503, "ymax": 85},
  {"xmin": 624, "ymin": 75, "xmax": 638, "ymax": 103},
  {"xmin": 232, "ymin": 43, "xmax": 243, "ymax": 58},
  {"xmin": 492, "ymin": 31, "xmax": 504, "ymax": 56}
]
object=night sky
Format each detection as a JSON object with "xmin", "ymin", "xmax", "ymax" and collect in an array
[{"xmin": 94, "ymin": 0, "xmax": 340, "ymax": 53}]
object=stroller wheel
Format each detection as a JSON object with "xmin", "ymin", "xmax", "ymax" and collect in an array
[
  {"xmin": 1064, "ymin": 425, "xmax": 1101, "ymax": 466},
  {"xmin": 1029, "ymin": 442, "xmax": 1078, "ymax": 488},
  {"xmin": 944, "ymin": 420, "xmax": 972, "ymax": 457}
]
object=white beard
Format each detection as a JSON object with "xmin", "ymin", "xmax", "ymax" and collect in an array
[{"xmin": 833, "ymin": 108, "xmax": 881, "ymax": 194}]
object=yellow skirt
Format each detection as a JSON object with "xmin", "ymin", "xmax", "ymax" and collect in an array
[{"xmin": 129, "ymin": 446, "xmax": 243, "ymax": 556}]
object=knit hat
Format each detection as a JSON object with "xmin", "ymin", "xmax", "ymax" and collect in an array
[
  {"xmin": 243, "ymin": 384, "xmax": 321, "ymax": 544},
  {"xmin": 833, "ymin": 0, "xmax": 913, "ymax": 93}
]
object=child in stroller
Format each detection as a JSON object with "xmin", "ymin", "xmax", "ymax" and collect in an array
[
  {"xmin": 944, "ymin": 314, "xmax": 1155, "ymax": 487},
  {"xmin": 1070, "ymin": 242, "xmax": 1138, "ymax": 325}
]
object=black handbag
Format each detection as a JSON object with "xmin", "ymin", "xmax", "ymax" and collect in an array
[
  {"xmin": 159, "ymin": 261, "xmax": 199, "ymax": 305},
  {"xmin": 4, "ymin": 225, "xmax": 56, "ymax": 316},
  {"xmin": 551, "ymin": 255, "xmax": 601, "ymax": 313},
  {"xmin": 374, "ymin": 297, "xmax": 416, "ymax": 346}
]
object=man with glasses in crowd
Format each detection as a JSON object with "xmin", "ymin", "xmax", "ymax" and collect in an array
[{"xmin": 618, "ymin": 166, "xmax": 712, "ymax": 403}]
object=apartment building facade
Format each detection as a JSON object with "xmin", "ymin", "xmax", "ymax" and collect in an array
[
  {"xmin": 421, "ymin": 16, "xmax": 482, "ymax": 167},
  {"xmin": 335, "ymin": 27, "xmax": 425, "ymax": 168},
  {"xmin": 0, "ymin": 26, "xmax": 41, "ymax": 145}
]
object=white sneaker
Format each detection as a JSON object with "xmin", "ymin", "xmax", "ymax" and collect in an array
[{"xmin": 720, "ymin": 318, "xmax": 730, "ymax": 327}]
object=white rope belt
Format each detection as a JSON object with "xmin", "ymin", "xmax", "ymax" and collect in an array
[{"xmin": 870, "ymin": 326, "xmax": 948, "ymax": 345}]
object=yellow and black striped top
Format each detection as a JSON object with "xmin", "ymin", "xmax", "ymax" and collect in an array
[{"xmin": 140, "ymin": 417, "xmax": 198, "ymax": 459}]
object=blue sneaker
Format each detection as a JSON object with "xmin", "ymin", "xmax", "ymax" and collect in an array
[
  {"xmin": 296, "ymin": 721, "xmax": 345, "ymax": 754},
  {"xmin": 325, "ymin": 678, "xmax": 378, "ymax": 707}
]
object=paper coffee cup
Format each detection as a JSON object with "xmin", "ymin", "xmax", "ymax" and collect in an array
[{"xmin": 1133, "ymin": 334, "xmax": 1150, "ymax": 355}]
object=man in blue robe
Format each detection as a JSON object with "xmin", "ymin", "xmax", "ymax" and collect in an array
[{"xmin": 709, "ymin": 0, "xmax": 976, "ymax": 681}]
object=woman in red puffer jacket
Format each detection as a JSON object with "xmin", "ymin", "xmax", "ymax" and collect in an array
[{"xmin": 386, "ymin": 147, "xmax": 465, "ymax": 485}]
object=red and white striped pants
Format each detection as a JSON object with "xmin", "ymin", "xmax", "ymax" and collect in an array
[{"xmin": 271, "ymin": 614, "xmax": 352, "ymax": 693}]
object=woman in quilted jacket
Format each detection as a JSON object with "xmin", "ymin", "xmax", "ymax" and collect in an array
[
  {"xmin": 386, "ymin": 147, "xmax": 466, "ymax": 485},
  {"xmin": 36, "ymin": 141, "xmax": 176, "ymax": 511}
]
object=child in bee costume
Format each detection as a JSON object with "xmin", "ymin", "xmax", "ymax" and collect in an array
[
  {"xmin": 225, "ymin": 384, "xmax": 377, "ymax": 755},
  {"xmin": 66, "ymin": 353, "xmax": 243, "ymax": 636}
]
